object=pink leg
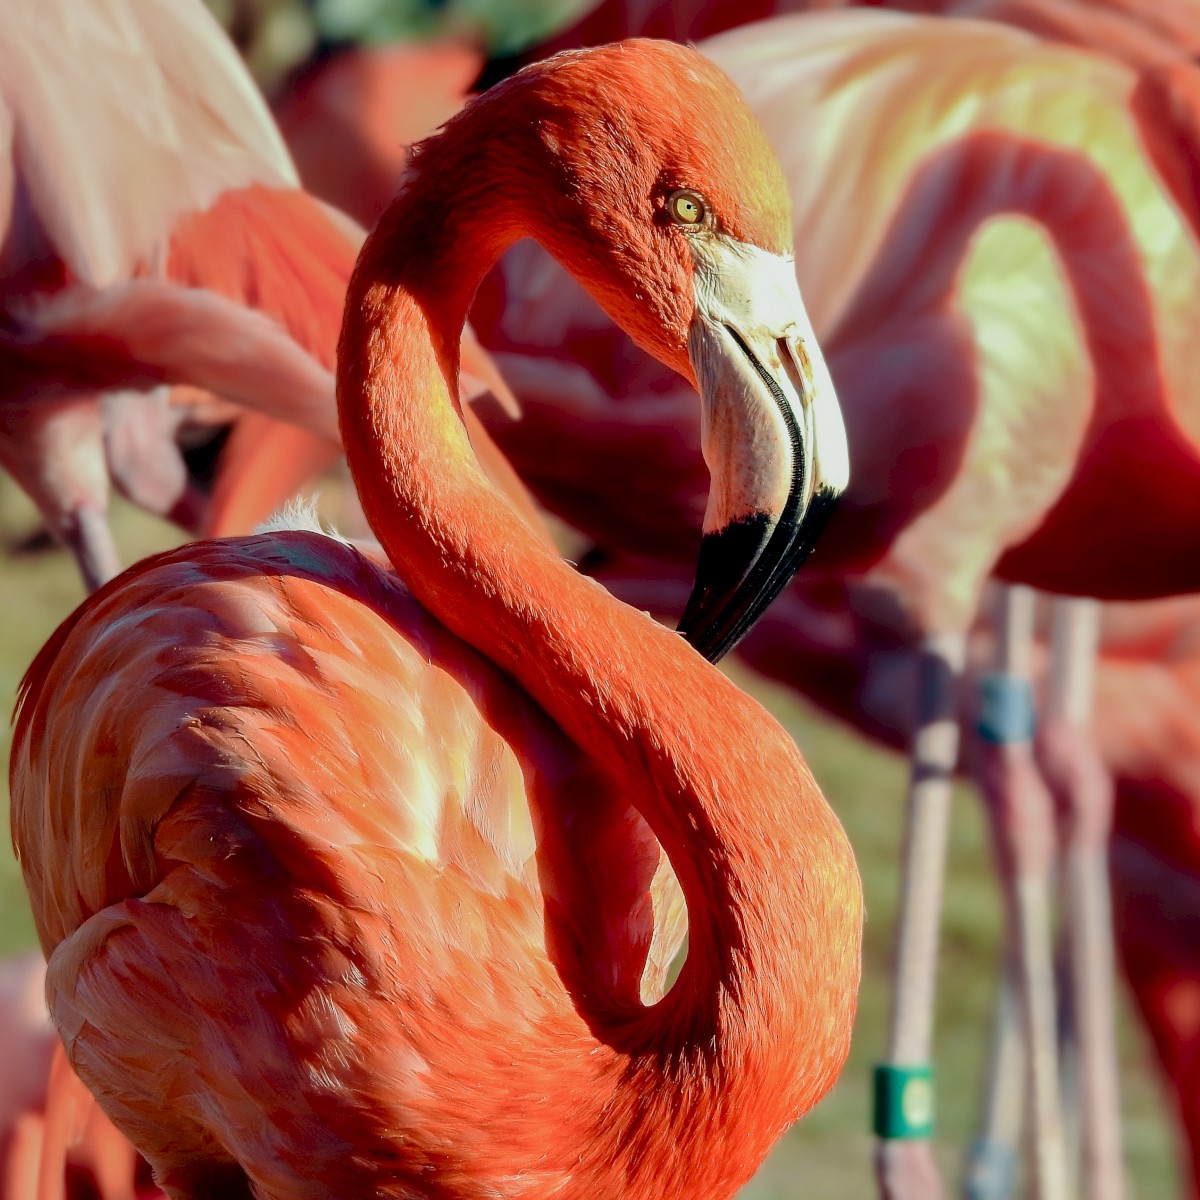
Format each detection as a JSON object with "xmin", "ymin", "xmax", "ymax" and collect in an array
[
  {"xmin": 963, "ymin": 957, "xmax": 1023, "ymax": 1199},
  {"xmin": 62, "ymin": 504, "xmax": 123, "ymax": 592},
  {"xmin": 0, "ymin": 394, "xmax": 122, "ymax": 592},
  {"xmin": 972, "ymin": 586, "xmax": 1067, "ymax": 1200},
  {"xmin": 875, "ymin": 633, "xmax": 966, "ymax": 1200},
  {"xmin": 1036, "ymin": 598, "xmax": 1123, "ymax": 1200}
]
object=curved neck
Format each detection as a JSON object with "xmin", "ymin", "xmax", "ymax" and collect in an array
[
  {"xmin": 834, "ymin": 131, "xmax": 1164, "ymax": 415},
  {"xmin": 337, "ymin": 97, "xmax": 860, "ymax": 1185}
]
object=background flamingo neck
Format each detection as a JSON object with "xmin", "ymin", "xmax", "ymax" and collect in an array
[{"xmin": 336, "ymin": 127, "xmax": 860, "ymax": 1183}]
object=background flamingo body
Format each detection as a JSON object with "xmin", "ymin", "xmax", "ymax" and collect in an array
[{"xmin": 0, "ymin": 0, "xmax": 515, "ymax": 591}]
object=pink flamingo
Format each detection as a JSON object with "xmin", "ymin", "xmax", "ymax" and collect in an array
[
  {"xmin": 273, "ymin": 37, "xmax": 485, "ymax": 230},
  {"xmin": 0, "ymin": 0, "xmax": 513, "ymax": 592},
  {"xmin": 10, "ymin": 38, "xmax": 858, "ymax": 1200}
]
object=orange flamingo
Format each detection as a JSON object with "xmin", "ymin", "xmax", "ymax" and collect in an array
[
  {"xmin": 9, "ymin": 39, "xmax": 859, "ymax": 1199},
  {"xmin": 0, "ymin": 0, "xmax": 515, "ymax": 592},
  {"xmin": 463, "ymin": 10, "xmax": 1200, "ymax": 1198}
]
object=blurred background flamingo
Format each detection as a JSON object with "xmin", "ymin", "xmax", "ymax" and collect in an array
[
  {"xmin": 0, "ymin": 0, "xmax": 350, "ymax": 591},
  {"xmin": 0, "ymin": 0, "xmax": 518, "ymax": 595}
]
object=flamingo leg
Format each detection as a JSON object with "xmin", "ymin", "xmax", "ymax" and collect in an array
[
  {"xmin": 1037, "ymin": 598, "xmax": 1124, "ymax": 1200},
  {"xmin": 62, "ymin": 504, "xmax": 123, "ymax": 592},
  {"xmin": 973, "ymin": 586, "xmax": 1068, "ymax": 1200},
  {"xmin": 875, "ymin": 632, "xmax": 967, "ymax": 1200},
  {"xmin": 963, "ymin": 953, "xmax": 1023, "ymax": 1200},
  {"xmin": 0, "ymin": 394, "xmax": 123, "ymax": 593},
  {"xmin": 1055, "ymin": 919, "xmax": 1083, "ymax": 1196}
]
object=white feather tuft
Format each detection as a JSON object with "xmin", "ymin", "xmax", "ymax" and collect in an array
[{"xmin": 256, "ymin": 495, "xmax": 348, "ymax": 542}]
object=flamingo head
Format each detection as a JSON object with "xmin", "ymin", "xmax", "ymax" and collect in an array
[
  {"xmin": 498, "ymin": 40, "xmax": 850, "ymax": 661},
  {"xmin": 398, "ymin": 40, "xmax": 848, "ymax": 660}
]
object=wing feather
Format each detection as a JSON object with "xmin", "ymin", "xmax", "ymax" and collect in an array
[
  {"xmin": 13, "ymin": 532, "xmax": 683, "ymax": 1000},
  {"xmin": 0, "ymin": 0, "xmax": 294, "ymax": 286}
]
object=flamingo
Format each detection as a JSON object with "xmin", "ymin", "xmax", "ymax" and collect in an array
[
  {"xmin": 0, "ymin": 0, "xmax": 515, "ymax": 592},
  {"xmin": 459, "ymin": 10, "xmax": 1200, "ymax": 1198},
  {"xmin": 215, "ymin": 7, "xmax": 1200, "ymax": 1193},
  {"xmin": 239, "ymin": 0, "xmax": 1200, "ymax": 1191},
  {"xmin": 14, "ymin": 589, "xmax": 1200, "ymax": 1197},
  {"xmin": 9, "ymin": 38, "xmax": 860, "ymax": 1200}
]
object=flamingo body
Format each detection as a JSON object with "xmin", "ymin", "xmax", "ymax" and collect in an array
[
  {"xmin": 708, "ymin": 13, "xmax": 1200, "ymax": 616},
  {"xmin": 11, "ymin": 38, "xmax": 861, "ymax": 1199},
  {"xmin": 0, "ymin": 0, "xmax": 513, "ymax": 587},
  {"xmin": 15, "ymin": 532, "xmax": 685, "ymax": 1197},
  {"xmin": 275, "ymin": 40, "xmax": 486, "ymax": 229},
  {"xmin": 0, "ymin": 0, "xmax": 344, "ymax": 586}
]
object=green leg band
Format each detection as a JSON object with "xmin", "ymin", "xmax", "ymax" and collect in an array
[{"xmin": 873, "ymin": 1063, "xmax": 935, "ymax": 1139}]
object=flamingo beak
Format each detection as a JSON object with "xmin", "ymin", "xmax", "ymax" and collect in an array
[{"xmin": 677, "ymin": 241, "xmax": 848, "ymax": 663}]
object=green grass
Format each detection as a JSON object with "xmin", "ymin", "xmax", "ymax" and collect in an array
[{"xmin": 0, "ymin": 475, "xmax": 1182, "ymax": 1195}]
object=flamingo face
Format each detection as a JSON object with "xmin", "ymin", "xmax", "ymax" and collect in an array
[{"xmin": 402, "ymin": 40, "xmax": 847, "ymax": 660}]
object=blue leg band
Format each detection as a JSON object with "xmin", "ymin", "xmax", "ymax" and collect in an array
[{"xmin": 976, "ymin": 673, "xmax": 1035, "ymax": 744}]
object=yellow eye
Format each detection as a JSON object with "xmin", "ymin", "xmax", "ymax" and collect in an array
[{"xmin": 668, "ymin": 190, "xmax": 706, "ymax": 226}]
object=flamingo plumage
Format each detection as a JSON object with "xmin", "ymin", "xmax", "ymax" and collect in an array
[
  {"xmin": 9, "ymin": 39, "xmax": 860, "ymax": 1200},
  {"xmin": 273, "ymin": 38, "xmax": 486, "ymax": 231}
]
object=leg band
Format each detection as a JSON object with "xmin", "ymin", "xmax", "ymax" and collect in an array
[
  {"xmin": 873, "ymin": 1063, "xmax": 935, "ymax": 1139},
  {"xmin": 976, "ymin": 673, "xmax": 1035, "ymax": 744}
]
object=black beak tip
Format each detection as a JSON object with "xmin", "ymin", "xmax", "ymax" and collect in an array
[
  {"xmin": 677, "ymin": 514, "xmax": 772, "ymax": 664},
  {"xmin": 678, "ymin": 489, "xmax": 841, "ymax": 664}
]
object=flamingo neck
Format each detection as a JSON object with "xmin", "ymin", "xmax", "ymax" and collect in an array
[{"xmin": 337, "ymin": 108, "xmax": 859, "ymax": 1186}]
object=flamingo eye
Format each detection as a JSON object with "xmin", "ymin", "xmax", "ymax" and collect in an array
[{"xmin": 668, "ymin": 190, "xmax": 707, "ymax": 227}]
